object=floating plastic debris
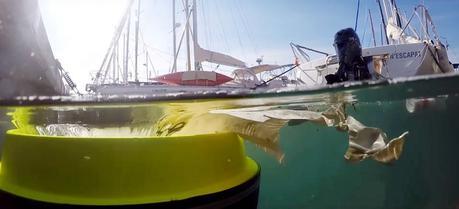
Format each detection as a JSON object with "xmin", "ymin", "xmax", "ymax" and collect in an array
[{"xmin": 211, "ymin": 104, "xmax": 409, "ymax": 164}]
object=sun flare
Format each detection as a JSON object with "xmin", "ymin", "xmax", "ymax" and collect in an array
[{"xmin": 39, "ymin": 0, "xmax": 129, "ymax": 84}]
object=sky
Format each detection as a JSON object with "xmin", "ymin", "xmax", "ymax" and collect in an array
[{"xmin": 39, "ymin": 0, "xmax": 459, "ymax": 91}]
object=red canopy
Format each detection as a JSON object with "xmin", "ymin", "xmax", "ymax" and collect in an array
[{"xmin": 152, "ymin": 71, "xmax": 233, "ymax": 86}]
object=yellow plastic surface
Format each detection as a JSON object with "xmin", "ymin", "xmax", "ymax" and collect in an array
[{"xmin": 0, "ymin": 130, "xmax": 259, "ymax": 206}]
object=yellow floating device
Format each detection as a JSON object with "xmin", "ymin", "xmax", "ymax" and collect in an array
[{"xmin": 0, "ymin": 130, "xmax": 260, "ymax": 208}]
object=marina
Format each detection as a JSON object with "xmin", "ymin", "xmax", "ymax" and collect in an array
[{"xmin": 0, "ymin": 0, "xmax": 458, "ymax": 208}]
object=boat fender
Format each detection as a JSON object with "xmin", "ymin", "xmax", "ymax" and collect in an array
[{"xmin": 435, "ymin": 41, "xmax": 454, "ymax": 73}]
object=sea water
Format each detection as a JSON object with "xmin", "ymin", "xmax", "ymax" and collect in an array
[
  {"xmin": 1, "ymin": 73, "xmax": 459, "ymax": 209},
  {"xmin": 249, "ymin": 74, "xmax": 459, "ymax": 209}
]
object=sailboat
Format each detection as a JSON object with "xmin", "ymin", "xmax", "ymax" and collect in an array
[
  {"xmin": 152, "ymin": 0, "xmax": 247, "ymax": 87},
  {"xmin": 292, "ymin": 0, "xmax": 455, "ymax": 87},
  {"xmin": 87, "ymin": 0, "xmax": 298, "ymax": 95}
]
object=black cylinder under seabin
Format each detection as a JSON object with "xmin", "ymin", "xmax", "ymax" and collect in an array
[{"xmin": 0, "ymin": 172, "xmax": 260, "ymax": 209}]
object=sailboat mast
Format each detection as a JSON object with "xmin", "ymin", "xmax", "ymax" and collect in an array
[
  {"xmin": 116, "ymin": 43, "xmax": 120, "ymax": 82},
  {"xmin": 192, "ymin": 0, "xmax": 201, "ymax": 71},
  {"xmin": 185, "ymin": 0, "xmax": 192, "ymax": 71},
  {"xmin": 112, "ymin": 42, "xmax": 117, "ymax": 83},
  {"xmin": 134, "ymin": 0, "xmax": 141, "ymax": 82},
  {"xmin": 376, "ymin": 0, "xmax": 390, "ymax": 45},
  {"xmin": 354, "ymin": 0, "xmax": 360, "ymax": 31},
  {"xmin": 391, "ymin": 0, "xmax": 402, "ymax": 28},
  {"xmin": 172, "ymin": 0, "xmax": 177, "ymax": 73},
  {"xmin": 369, "ymin": 10, "xmax": 377, "ymax": 47},
  {"xmin": 122, "ymin": 34, "xmax": 127, "ymax": 83},
  {"xmin": 124, "ymin": 14, "xmax": 131, "ymax": 84},
  {"xmin": 94, "ymin": 0, "xmax": 135, "ymax": 86},
  {"xmin": 146, "ymin": 51, "xmax": 149, "ymax": 80}
]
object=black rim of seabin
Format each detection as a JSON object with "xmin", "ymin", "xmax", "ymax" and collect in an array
[{"xmin": 0, "ymin": 171, "xmax": 260, "ymax": 209}]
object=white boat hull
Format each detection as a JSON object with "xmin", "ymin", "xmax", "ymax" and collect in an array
[
  {"xmin": 297, "ymin": 42, "xmax": 454, "ymax": 87},
  {"xmin": 94, "ymin": 83, "xmax": 242, "ymax": 95}
]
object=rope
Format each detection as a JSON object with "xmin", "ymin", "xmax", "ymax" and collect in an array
[
  {"xmin": 214, "ymin": 2, "xmax": 230, "ymax": 52},
  {"xmin": 355, "ymin": 0, "xmax": 361, "ymax": 31},
  {"xmin": 399, "ymin": 10, "xmax": 416, "ymax": 38},
  {"xmin": 252, "ymin": 64, "xmax": 298, "ymax": 90},
  {"xmin": 361, "ymin": 8, "xmax": 369, "ymax": 46},
  {"xmin": 235, "ymin": 0, "xmax": 259, "ymax": 55},
  {"xmin": 56, "ymin": 60, "xmax": 82, "ymax": 96}
]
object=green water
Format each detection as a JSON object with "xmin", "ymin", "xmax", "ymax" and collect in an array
[
  {"xmin": 1, "ymin": 73, "xmax": 459, "ymax": 208},
  {"xmin": 245, "ymin": 74, "xmax": 459, "ymax": 209},
  {"xmin": 249, "ymin": 97, "xmax": 459, "ymax": 209}
]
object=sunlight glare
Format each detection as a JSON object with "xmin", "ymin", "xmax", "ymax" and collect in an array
[{"xmin": 39, "ymin": 0, "xmax": 129, "ymax": 86}]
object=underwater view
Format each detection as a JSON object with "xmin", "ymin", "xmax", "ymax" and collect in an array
[
  {"xmin": 0, "ymin": 73, "xmax": 458, "ymax": 208},
  {"xmin": 1, "ymin": 0, "xmax": 459, "ymax": 208}
]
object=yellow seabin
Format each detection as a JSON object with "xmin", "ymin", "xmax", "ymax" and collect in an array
[{"xmin": 0, "ymin": 130, "xmax": 260, "ymax": 208}]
